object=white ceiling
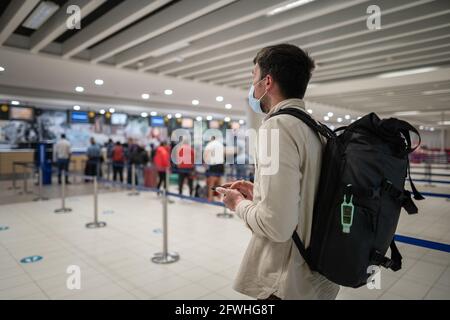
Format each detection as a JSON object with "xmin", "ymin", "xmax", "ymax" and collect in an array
[{"xmin": 0, "ymin": 0, "xmax": 449, "ymax": 127}]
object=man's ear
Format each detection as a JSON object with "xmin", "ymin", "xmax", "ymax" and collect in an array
[{"xmin": 265, "ymin": 74, "xmax": 273, "ymax": 91}]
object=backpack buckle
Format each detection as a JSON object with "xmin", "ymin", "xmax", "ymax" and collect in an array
[
  {"xmin": 382, "ymin": 258, "xmax": 393, "ymax": 269},
  {"xmin": 371, "ymin": 188, "xmax": 381, "ymax": 199},
  {"xmin": 371, "ymin": 250, "xmax": 393, "ymax": 268}
]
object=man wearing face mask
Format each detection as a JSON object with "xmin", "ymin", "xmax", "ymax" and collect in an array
[{"xmin": 217, "ymin": 44, "xmax": 339, "ymax": 300}]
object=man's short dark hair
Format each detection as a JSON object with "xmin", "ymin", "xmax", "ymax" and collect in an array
[
  {"xmin": 61, "ymin": 134, "xmax": 66, "ymax": 139},
  {"xmin": 253, "ymin": 44, "xmax": 315, "ymax": 99}
]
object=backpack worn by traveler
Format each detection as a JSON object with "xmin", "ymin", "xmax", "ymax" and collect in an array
[{"xmin": 270, "ymin": 109, "xmax": 424, "ymax": 288}]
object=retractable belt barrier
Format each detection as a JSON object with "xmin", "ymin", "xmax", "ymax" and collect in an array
[{"xmin": 6, "ymin": 166, "xmax": 450, "ymax": 256}]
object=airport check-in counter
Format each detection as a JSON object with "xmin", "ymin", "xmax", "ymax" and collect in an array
[
  {"xmin": 0, "ymin": 149, "xmax": 34, "ymax": 177},
  {"xmin": 0, "ymin": 149, "xmax": 88, "ymax": 178}
]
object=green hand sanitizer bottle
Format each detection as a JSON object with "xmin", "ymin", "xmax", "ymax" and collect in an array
[{"xmin": 341, "ymin": 185, "xmax": 355, "ymax": 234}]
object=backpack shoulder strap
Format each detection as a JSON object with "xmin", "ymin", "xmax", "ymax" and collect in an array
[
  {"xmin": 269, "ymin": 107, "xmax": 333, "ymax": 140},
  {"xmin": 292, "ymin": 230, "xmax": 313, "ymax": 268},
  {"xmin": 269, "ymin": 107, "xmax": 334, "ymax": 270}
]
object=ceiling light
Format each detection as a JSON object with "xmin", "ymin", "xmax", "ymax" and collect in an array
[
  {"xmin": 175, "ymin": 113, "xmax": 182, "ymax": 118},
  {"xmin": 141, "ymin": 112, "xmax": 148, "ymax": 117},
  {"xmin": 224, "ymin": 117, "xmax": 231, "ymax": 122},
  {"xmin": 393, "ymin": 111, "xmax": 420, "ymax": 116},
  {"xmin": 377, "ymin": 67, "xmax": 437, "ymax": 79},
  {"xmin": 357, "ymin": 117, "xmax": 362, "ymax": 120},
  {"xmin": 164, "ymin": 89, "xmax": 173, "ymax": 95},
  {"xmin": 239, "ymin": 119, "xmax": 245, "ymax": 125},
  {"xmin": 141, "ymin": 93, "xmax": 150, "ymax": 99},
  {"xmin": 327, "ymin": 112, "xmax": 333, "ymax": 117},
  {"xmin": 345, "ymin": 115, "xmax": 351, "ymax": 120},
  {"xmin": 206, "ymin": 116, "xmax": 213, "ymax": 121},
  {"xmin": 73, "ymin": 105, "xmax": 80, "ymax": 111},
  {"xmin": 307, "ymin": 109, "xmax": 313, "ymax": 114},
  {"xmin": 167, "ymin": 114, "xmax": 172, "ymax": 119},
  {"xmin": 94, "ymin": 79, "xmax": 104, "ymax": 86},
  {"xmin": 109, "ymin": 108, "xmax": 115, "ymax": 113},
  {"xmin": 22, "ymin": 1, "xmax": 59, "ymax": 30},
  {"xmin": 225, "ymin": 104, "xmax": 232, "ymax": 109},
  {"xmin": 150, "ymin": 111, "xmax": 157, "ymax": 116},
  {"xmin": 216, "ymin": 96, "xmax": 224, "ymax": 102},
  {"xmin": 267, "ymin": 0, "xmax": 315, "ymax": 16},
  {"xmin": 196, "ymin": 116, "xmax": 203, "ymax": 121},
  {"xmin": 0, "ymin": 66, "xmax": 5, "ymax": 72},
  {"xmin": 99, "ymin": 109, "xmax": 105, "ymax": 114},
  {"xmin": 430, "ymin": 127, "xmax": 435, "ymax": 131},
  {"xmin": 422, "ymin": 89, "xmax": 450, "ymax": 95},
  {"xmin": 324, "ymin": 116, "xmax": 329, "ymax": 121},
  {"xmin": 419, "ymin": 125, "xmax": 424, "ymax": 130},
  {"xmin": 343, "ymin": 97, "xmax": 371, "ymax": 103},
  {"xmin": 192, "ymin": 99, "xmax": 199, "ymax": 105},
  {"xmin": 337, "ymin": 118, "xmax": 343, "ymax": 123},
  {"xmin": 75, "ymin": 86, "xmax": 84, "ymax": 92},
  {"xmin": 151, "ymin": 42, "xmax": 190, "ymax": 58}
]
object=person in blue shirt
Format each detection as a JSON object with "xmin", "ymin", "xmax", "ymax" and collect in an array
[{"xmin": 85, "ymin": 137, "xmax": 101, "ymax": 180}]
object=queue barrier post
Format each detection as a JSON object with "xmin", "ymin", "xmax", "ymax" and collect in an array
[
  {"xmin": 152, "ymin": 167, "xmax": 179, "ymax": 264},
  {"xmin": 33, "ymin": 165, "xmax": 49, "ymax": 201},
  {"xmin": 128, "ymin": 164, "xmax": 140, "ymax": 196},
  {"xmin": 17, "ymin": 163, "xmax": 32, "ymax": 195},
  {"xmin": 85, "ymin": 176, "xmax": 107, "ymax": 228},
  {"xmin": 54, "ymin": 170, "xmax": 72, "ymax": 213},
  {"xmin": 8, "ymin": 162, "xmax": 20, "ymax": 191}
]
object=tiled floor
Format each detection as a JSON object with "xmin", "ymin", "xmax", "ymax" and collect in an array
[{"xmin": 0, "ymin": 176, "xmax": 449, "ymax": 300}]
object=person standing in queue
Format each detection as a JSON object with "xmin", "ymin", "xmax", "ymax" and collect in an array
[
  {"xmin": 176, "ymin": 139, "xmax": 195, "ymax": 196},
  {"xmin": 216, "ymin": 44, "xmax": 339, "ymax": 300},
  {"xmin": 126, "ymin": 138, "xmax": 139, "ymax": 186},
  {"xmin": 85, "ymin": 137, "xmax": 101, "ymax": 181},
  {"xmin": 111, "ymin": 141, "xmax": 125, "ymax": 183},
  {"xmin": 204, "ymin": 136, "xmax": 224, "ymax": 202},
  {"xmin": 53, "ymin": 133, "xmax": 71, "ymax": 184},
  {"xmin": 153, "ymin": 141, "xmax": 170, "ymax": 195}
]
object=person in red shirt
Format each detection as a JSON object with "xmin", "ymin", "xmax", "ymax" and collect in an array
[
  {"xmin": 111, "ymin": 141, "xmax": 125, "ymax": 182},
  {"xmin": 153, "ymin": 141, "xmax": 170, "ymax": 192},
  {"xmin": 176, "ymin": 140, "xmax": 195, "ymax": 196}
]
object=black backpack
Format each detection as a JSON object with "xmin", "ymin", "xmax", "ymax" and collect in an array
[{"xmin": 270, "ymin": 108, "xmax": 424, "ymax": 288}]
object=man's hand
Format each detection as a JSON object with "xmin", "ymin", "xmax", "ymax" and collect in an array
[
  {"xmin": 222, "ymin": 180, "xmax": 254, "ymax": 201},
  {"xmin": 216, "ymin": 187, "xmax": 246, "ymax": 211}
]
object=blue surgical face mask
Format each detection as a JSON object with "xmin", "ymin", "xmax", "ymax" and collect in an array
[{"xmin": 248, "ymin": 77, "xmax": 267, "ymax": 114}]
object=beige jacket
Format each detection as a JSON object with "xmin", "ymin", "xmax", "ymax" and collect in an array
[{"xmin": 234, "ymin": 98, "xmax": 340, "ymax": 300}]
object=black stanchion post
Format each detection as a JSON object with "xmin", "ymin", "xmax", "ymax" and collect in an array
[
  {"xmin": 152, "ymin": 167, "xmax": 179, "ymax": 264},
  {"xmin": 85, "ymin": 176, "xmax": 106, "ymax": 228},
  {"xmin": 217, "ymin": 166, "xmax": 233, "ymax": 219},
  {"xmin": 54, "ymin": 170, "xmax": 72, "ymax": 213}
]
